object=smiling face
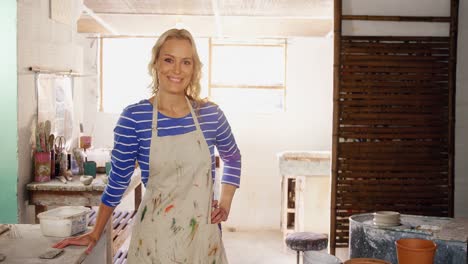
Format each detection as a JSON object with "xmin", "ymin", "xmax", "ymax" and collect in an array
[{"xmin": 155, "ymin": 38, "xmax": 194, "ymax": 96}]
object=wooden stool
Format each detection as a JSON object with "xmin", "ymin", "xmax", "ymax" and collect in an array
[{"xmin": 285, "ymin": 232, "xmax": 328, "ymax": 264}]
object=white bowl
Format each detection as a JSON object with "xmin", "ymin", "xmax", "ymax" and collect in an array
[{"xmin": 80, "ymin": 175, "xmax": 94, "ymax": 185}]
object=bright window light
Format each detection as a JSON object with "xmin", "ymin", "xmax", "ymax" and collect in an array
[
  {"xmin": 102, "ymin": 38, "xmax": 156, "ymax": 113},
  {"xmin": 210, "ymin": 41, "xmax": 286, "ymax": 113},
  {"xmin": 101, "ymin": 37, "xmax": 284, "ymax": 114},
  {"xmin": 101, "ymin": 38, "xmax": 209, "ymax": 113},
  {"xmin": 211, "ymin": 46, "xmax": 285, "ymax": 86},
  {"xmin": 211, "ymin": 88, "xmax": 284, "ymax": 113}
]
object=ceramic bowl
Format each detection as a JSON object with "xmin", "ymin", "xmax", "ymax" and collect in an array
[
  {"xmin": 373, "ymin": 211, "xmax": 400, "ymax": 226},
  {"xmin": 80, "ymin": 175, "xmax": 94, "ymax": 185}
]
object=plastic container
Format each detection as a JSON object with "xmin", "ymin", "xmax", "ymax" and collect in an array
[
  {"xmin": 396, "ymin": 238, "xmax": 437, "ymax": 264},
  {"xmin": 37, "ymin": 206, "xmax": 91, "ymax": 237}
]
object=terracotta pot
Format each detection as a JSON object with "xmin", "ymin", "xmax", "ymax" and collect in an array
[
  {"xmin": 79, "ymin": 136, "xmax": 92, "ymax": 150},
  {"xmin": 396, "ymin": 238, "xmax": 437, "ymax": 264},
  {"xmin": 344, "ymin": 258, "xmax": 391, "ymax": 264}
]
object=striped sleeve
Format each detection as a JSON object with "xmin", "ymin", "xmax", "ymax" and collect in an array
[
  {"xmin": 215, "ymin": 105, "xmax": 242, "ymax": 187},
  {"xmin": 101, "ymin": 106, "xmax": 139, "ymax": 207}
]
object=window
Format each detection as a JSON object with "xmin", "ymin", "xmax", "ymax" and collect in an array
[
  {"xmin": 101, "ymin": 37, "xmax": 156, "ymax": 113},
  {"xmin": 100, "ymin": 37, "xmax": 285, "ymax": 114},
  {"xmin": 209, "ymin": 39, "xmax": 287, "ymax": 113},
  {"xmin": 100, "ymin": 37, "xmax": 209, "ymax": 113}
]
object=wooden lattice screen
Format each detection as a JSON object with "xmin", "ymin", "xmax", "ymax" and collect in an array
[{"xmin": 330, "ymin": 0, "xmax": 459, "ymax": 253}]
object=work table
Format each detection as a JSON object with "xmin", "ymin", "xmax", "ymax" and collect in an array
[
  {"xmin": 27, "ymin": 172, "xmax": 140, "ymax": 194},
  {"xmin": 27, "ymin": 175, "xmax": 108, "ymax": 192},
  {"xmin": 277, "ymin": 151, "xmax": 331, "ymax": 177},
  {"xmin": 27, "ymin": 170, "xmax": 142, "ymax": 210},
  {"xmin": 26, "ymin": 169, "xmax": 143, "ymax": 264},
  {"xmin": 349, "ymin": 213, "xmax": 468, "ymax": 264},
  {"xmin": 0, "ymin": 224, "xmax": 106, "ymax": 264},
  {"xmin": 277, "ymin": 150, "xmax": 331, "ymax": 237}
]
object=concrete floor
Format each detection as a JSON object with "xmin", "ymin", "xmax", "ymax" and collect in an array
[
  {"xmin": 118, "ymin": 229, "xmax": 297, "ymax": 263},
  {"xmin": 223, "ymin": 229, "xmax": 350, "ymax": 264},
  {"xmin": 223, "ymin": 229, "xmax": 296, "ymax": 264},
  {"xmin": 119, "ymin": 228, "xmax": 349, "ymax": 264},
  {"xmin": 118, "ymin": 189, "xmax": 350, "ymax": 264}
]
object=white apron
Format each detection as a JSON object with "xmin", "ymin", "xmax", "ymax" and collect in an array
[{"xmin": 127, "ymin": 97, "xmax": 228, "ymax": 264}]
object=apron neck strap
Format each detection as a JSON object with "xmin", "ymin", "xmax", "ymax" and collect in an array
[{"xmin": 152, "ymin": 95, "xmax": 202, "ymax": 132}]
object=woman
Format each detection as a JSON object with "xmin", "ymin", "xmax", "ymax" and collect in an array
[{"xmin": 53, "ymin": 28, "xmax": 242, "ymax": 263}]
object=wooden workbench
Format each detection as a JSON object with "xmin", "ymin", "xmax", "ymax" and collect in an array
[
  {"xmin": 26, "ymin": 169, "xmax": 143, "ymax": 264},
  {"xmin": 27, "ymin": 170, "xmax": 142, "ymax": 216},
  {"xmin": 0, "ymin": 224, "xmax": 106, "ymax": 264}
]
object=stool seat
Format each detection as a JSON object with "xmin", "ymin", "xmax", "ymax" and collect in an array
[{"xmin": 285, "ymin": 232, "xmax": 328, "ymax": 252}]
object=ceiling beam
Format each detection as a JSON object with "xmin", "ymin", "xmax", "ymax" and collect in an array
[
  {"xmin": 81, "ymin": 4, "xmax": 119, "ymax": 35},
  {"xmin": 91, "ymin": 13, "xmax": 332, "ymax": 38},
  {"xmin": 211, "ymin": 0, "xmax": 223, "ymax": 37}
]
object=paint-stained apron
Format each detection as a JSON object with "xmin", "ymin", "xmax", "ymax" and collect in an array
[{"xmin": 127, "ymin": 97, "xmax": 228, "ymax": 264}]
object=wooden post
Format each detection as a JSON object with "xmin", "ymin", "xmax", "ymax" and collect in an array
[
  {"xmin": 448, "ymin": 0, "xmax": 459, "ymax": 217},
  {"xmin": 34, "ymin": 205, "xmax": 47, "ymax": 224},
  {"xmin": 330, "ymin": 0, "xmax": 342, "ymax": 256}
]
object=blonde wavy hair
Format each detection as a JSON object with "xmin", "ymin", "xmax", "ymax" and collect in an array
[{"xmin": 148, "ymin": 29, "xmax": 203, "ymax": 104}]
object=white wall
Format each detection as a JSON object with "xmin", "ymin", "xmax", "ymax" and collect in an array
[
  {"xmin": 224, "ymin": 38, "xmax": 334, "ymax": 229},
  {"xmin": 17, "ymin": 0, "xmax": 86, "ymax": 223},
  {"xmin": 85, "ymin": 37, "xmax": 334, "ymax": 230},
  {"xmin": 80, "ymin": 37, "xmax": 113, "ymax": 145},
  {"xmin": 82, "ymin": 0, "xmax": 467, "ymax": 230},
  {"xmin": 455, "ymin": 0, "xmax": 468, "ymax": 217}
]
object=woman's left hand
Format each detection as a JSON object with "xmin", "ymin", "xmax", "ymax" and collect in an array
[{"xmin": 211, "ymin": 200, "xmax": 229, "ymax": 224}]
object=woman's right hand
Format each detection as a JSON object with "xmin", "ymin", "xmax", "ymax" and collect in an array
[
  {"xmin": 52, "ymin": 231, "xmax": 99, "ymax": 254},
  {"xmin": 53, "ymin": 203, "xmax": 114, "ymax": 255}
]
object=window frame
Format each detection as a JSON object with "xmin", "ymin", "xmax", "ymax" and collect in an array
[
  {"xmin": 98, "ymin": 36, "xmax": 159, "ymax": 113},
  {"xmin": 99, "ymin": 36, "xmax": 288, "ymax": 113},
  {"xmin": 208, "ymin": 38, "xmax": 288, "ymax": 112}
]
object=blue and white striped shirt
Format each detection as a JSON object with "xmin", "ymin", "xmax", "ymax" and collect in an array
[{"xmin": 101, "ymin": 99, "xmax": 242, "ymax": 207}]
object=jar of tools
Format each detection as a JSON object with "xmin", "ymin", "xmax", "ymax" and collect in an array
[{"xmin": 53, "ymin": 136, "xmax": 67, "ymax": 176}]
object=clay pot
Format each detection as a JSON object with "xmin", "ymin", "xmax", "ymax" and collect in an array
[
  {"xmin": 396, "ymin": 238, "xmax": 437, "ymax": 264},
  {"xmin": 373, "ymin": 211, "xmax": 400, "ymax": 226},
  {"xmin": 344, "ymin": 258, "xmax": 391, "ymax": 264}
]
